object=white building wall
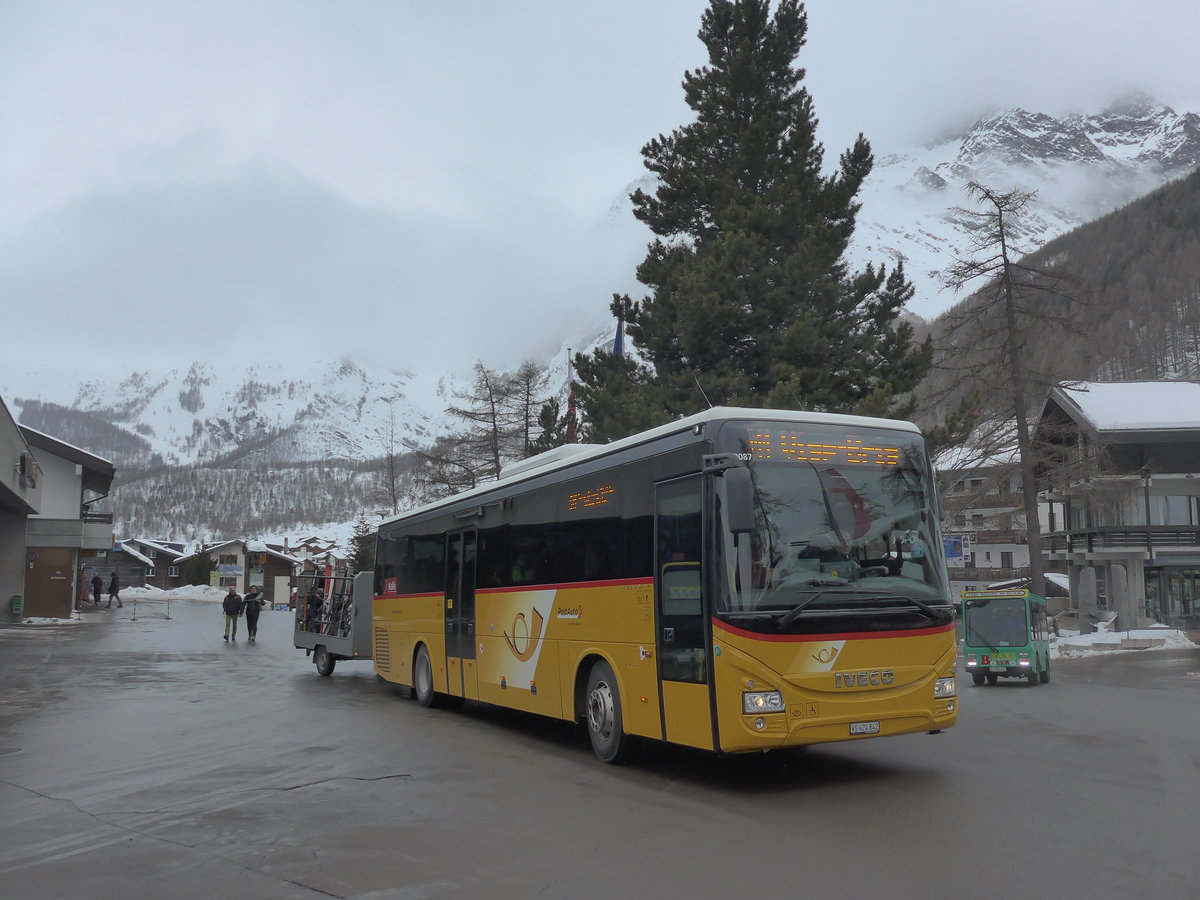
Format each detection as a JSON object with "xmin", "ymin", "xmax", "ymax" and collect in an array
[{"xmin": 29, "ymin": 453, "xmax": 81, "ymax": 519}]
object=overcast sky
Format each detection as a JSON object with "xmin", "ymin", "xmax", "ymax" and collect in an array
[{"xmin": 2, "ymin": 0, "xmax": 1198, "ymax": 388}]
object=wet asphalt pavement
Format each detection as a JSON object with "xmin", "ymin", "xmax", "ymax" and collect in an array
[{"xmin": 1, "ymin": 597, "xmax": 1199, "ymax": 899}]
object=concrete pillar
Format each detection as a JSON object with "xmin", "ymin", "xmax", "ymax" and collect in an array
[
  {"xmin": 1077, "ymin": 567, "xmax": 1099, "ymax": 634},
  {"xmin": 1110, "ymin": 564, "xmax": 1131, "ymax": 631}
]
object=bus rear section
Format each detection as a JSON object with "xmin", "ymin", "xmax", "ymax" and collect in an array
[{"xmin": 961, "ymin": 588, "xmax": 1050, "ymax": 686}]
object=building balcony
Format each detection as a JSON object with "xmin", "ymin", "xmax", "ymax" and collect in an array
[
  {"xmin": 27, "ymin": 516, "xmax": 114, "ymax": 551},
  {"xmin": 947, "ymin": 566, "xmax": 1029, "ymax": 582},
  {"xmin": 1043, "ymin": 526, "xmax": 1200, "ymax": 555},
  {"xmin": 943, "ymin": 492, "xmax": 1024, "ymax": 509}
]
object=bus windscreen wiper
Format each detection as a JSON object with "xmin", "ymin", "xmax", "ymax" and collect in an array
[
  {"xmin": 775, "ymin": 590, "xmax": 831, "ymax": 630},
  {"xmin": 777, "ymin": 590, "xmax": 949, "ymax": 630},
  {"xmin": 775, "ymin": 588, "xmax": 889, "ymax": 629},
  {"xmin": 966, "ymin": 623, "xmax": 1000, "ymax": 652}
]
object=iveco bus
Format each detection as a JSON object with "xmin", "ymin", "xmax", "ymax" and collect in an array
[{"xmin": 371, "ymin": 407, "xmax": 958, "ymax": 762}]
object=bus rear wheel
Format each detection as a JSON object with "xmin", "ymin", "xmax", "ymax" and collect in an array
[
  {"xmin": 985, "ymin": 673, "xmax": 998, "ymax": 685},
  {"xmin": 414, "ymin": 645, "xmax": 436, "ymax": 708},
  {"xmin": 971, "ymin": 671, "xmax": 986, "ymax": 686},
  {"xmin": 315, "ymin": 645, "xmax": 335, "ymax": 677},
  {"xmin": 1040, "ymin": 662, "xmax": 1050, "ymax": 684},
  {"xmin": 1027, "ymin": 661, "xmax": 1040, "ymax": 686},
  {"xmin": 586, "ymin": 660, "xmax": 630, "ymax": 764}
]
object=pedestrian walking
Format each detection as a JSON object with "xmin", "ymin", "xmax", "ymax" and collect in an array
[
  {"xmin": 90, "ymin": 572, "xmax": 103, "ymax": 606},
  {"xmin": 222, "ymin": 587, "xmax": 243, "ymax": 641},
  {"xmin": 242, "ymin": 585, "xmax": 265, "ymax": 641},
  {"xmin": 105, "ymin": 571, "xmax": 122, "ymax": 608}
]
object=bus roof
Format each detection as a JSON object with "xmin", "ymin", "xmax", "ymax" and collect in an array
[{"xmin": 380, "ymin": 406, "xmax": 923, "ymax": 530}]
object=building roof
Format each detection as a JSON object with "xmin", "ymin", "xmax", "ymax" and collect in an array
[
  {"xmin": 114, "ymin": 542, "xmax": 155, "ymax": 567},
  {"xmin": 19, "ymin": 424, "xmax": 116, "ymax": 493},
  {"xmin": 128, "ymin": 538, "xmax": 186, "ymax": 559},
  {"xmin": 1049, "ymin": 382, "xmax": 1200, "ymax": 434}
]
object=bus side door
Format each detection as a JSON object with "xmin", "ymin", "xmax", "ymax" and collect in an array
[
  {"xmin": 445, "ymin": 530, "xmax": 479, "ymax": 700},
  {"xmin": 655, "ymin": 476, "xmax": 715, "ymax": 751}
]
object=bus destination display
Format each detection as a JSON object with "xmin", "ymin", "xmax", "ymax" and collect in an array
[{"xmin": 746, "ymin": 432, "xmax": 901, "ymax": 467}]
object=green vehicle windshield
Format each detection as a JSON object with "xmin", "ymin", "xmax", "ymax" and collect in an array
[{"xmin": 963, "ymin": 595, "xmax": 1030, "ymax": 649}]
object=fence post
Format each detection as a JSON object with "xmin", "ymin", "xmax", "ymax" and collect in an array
[{"xmin": 131, "ymin": 595, "xmax": 138, "ymax": 622}]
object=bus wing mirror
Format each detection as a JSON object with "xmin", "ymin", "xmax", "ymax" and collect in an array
[{"xmin": 724, "ymin": 466, "xmax": 755, "ymax": 534}]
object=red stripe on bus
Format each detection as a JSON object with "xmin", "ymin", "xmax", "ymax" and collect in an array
[
  {"xmin": 713, "ymin": 618, "xmax": 954, "ymax": 642},
  {"xmin": 376, "ymin": 591, "xmax": 444, "ymax": 600}
]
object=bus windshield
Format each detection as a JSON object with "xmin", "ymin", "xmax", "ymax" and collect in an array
[
  {"xmin": 713, "ymin": 421, "xmax": 952, "ymax": 634},
  {"xmin": 963, "ymin": 596, "xmax": 1030, "ymax": 648}
]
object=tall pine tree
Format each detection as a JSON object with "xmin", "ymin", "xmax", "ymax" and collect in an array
[{"xmin": 574, "ymin": 0, "xmax": 930, "ymax": 441}]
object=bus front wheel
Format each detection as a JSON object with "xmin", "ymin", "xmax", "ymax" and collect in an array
[
  {"xmin": 414, "ymin": 645, "xmax": 436, "ymax": 708},
  {"xmin": 586, "ymin": 660, "xmax": 630, "ymax": 764},
  {"xmin": 315, "ymin": 646, "xmax": 335, "ymax": 677}
]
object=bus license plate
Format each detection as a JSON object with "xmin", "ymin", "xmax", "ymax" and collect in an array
[
  {"xmin": 849, "ymin": 721, "xmax": 880, "ymax": 735},
  {"xmin": 990, "ymin": 665, "xmax": 1009, "ymax": 672}
]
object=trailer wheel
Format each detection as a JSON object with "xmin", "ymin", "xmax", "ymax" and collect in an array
[
  {"xmin": 315, "ymin": 645, "xmax": 336, "ymax": 677},
  {"xmin": 585, "ymin": 660, "xmax": 630, "ymax": 764},
  {"xmin": 414, "ymin": 645, "xmax": 436, "ymax": 708}
]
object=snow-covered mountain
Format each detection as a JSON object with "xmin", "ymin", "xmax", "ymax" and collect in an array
[
  {"xmin": 5, "ymin": 358, "xmax": 444, "ymax": 469},
  {"xmin": 848, "ymin": 91, "xmax": 1200, "ymax": 320}
]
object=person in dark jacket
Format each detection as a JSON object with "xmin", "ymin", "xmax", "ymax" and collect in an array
[
  {"xmin": 105, "ymin": 571, "xmax": 122, "ymax": 608},
  {"xmin": 242, "ymin": 585, "xmax": 265, "ymax": 642},
  {"xmin": 222, "ymin": 587, "xmax": 242, "ymax": 641},
  {"xmin": 90, "ymin": 573, "xmax": 103, "ymax": 606}
]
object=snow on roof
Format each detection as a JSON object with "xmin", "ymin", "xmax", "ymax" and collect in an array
[
  {"xmin": 1057, "ymin": 382, "xmax": 1200, "ymax": 432},
  {"xmin": 114, "ymin": 542, "xmax": 155, "ymax": 567},
  {"xmin": 130, "ymin": 538, "xmax": 185, "ymax": 558},
  {"xmin": 245, "ymin": 539, "xmax": 302, "ymax": 565}
]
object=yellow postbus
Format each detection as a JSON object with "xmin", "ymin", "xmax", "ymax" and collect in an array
[{"xmin": 372, "ymin": 407, "xmax": 957, "ymax": 762}]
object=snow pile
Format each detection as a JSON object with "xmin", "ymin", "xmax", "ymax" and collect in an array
[
  {"xmin": 1051, "ymin": 620, "xmax": 1196, "ymax": 659},
  {"xmin": 122, "ymin": 584, "xmax": 227, "ymax": 603},
  {"xmin": 20, "ymin": 614, "xmax": 84, "ymax": 625}
]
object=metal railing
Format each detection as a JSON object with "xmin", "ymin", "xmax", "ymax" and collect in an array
[{"xmin": 1043, "ymin": 526, "xmax": 1200, "ymax": 554}]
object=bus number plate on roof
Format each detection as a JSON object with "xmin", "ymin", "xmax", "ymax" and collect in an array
[{"xmin": 849, "ymin": 721, "xmax": 880, "ymax": 735}]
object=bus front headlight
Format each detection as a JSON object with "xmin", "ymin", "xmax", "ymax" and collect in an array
[
  {"xmin": 742, "ymin": 690, "xmax": 785, "ymax": 714},
  {"xmin": 934, "ymin": 677, "xmax": 957, "ymax": 699}
]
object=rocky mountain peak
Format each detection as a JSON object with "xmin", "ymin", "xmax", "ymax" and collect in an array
[{"xmin": 849, "ymin": 91, "xmax": 1200, "ymax": 320}]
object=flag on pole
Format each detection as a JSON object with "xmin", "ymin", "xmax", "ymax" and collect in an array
[{"xmin": 612, "ymin": 317, "xmax": 624, "ymax": 357}]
